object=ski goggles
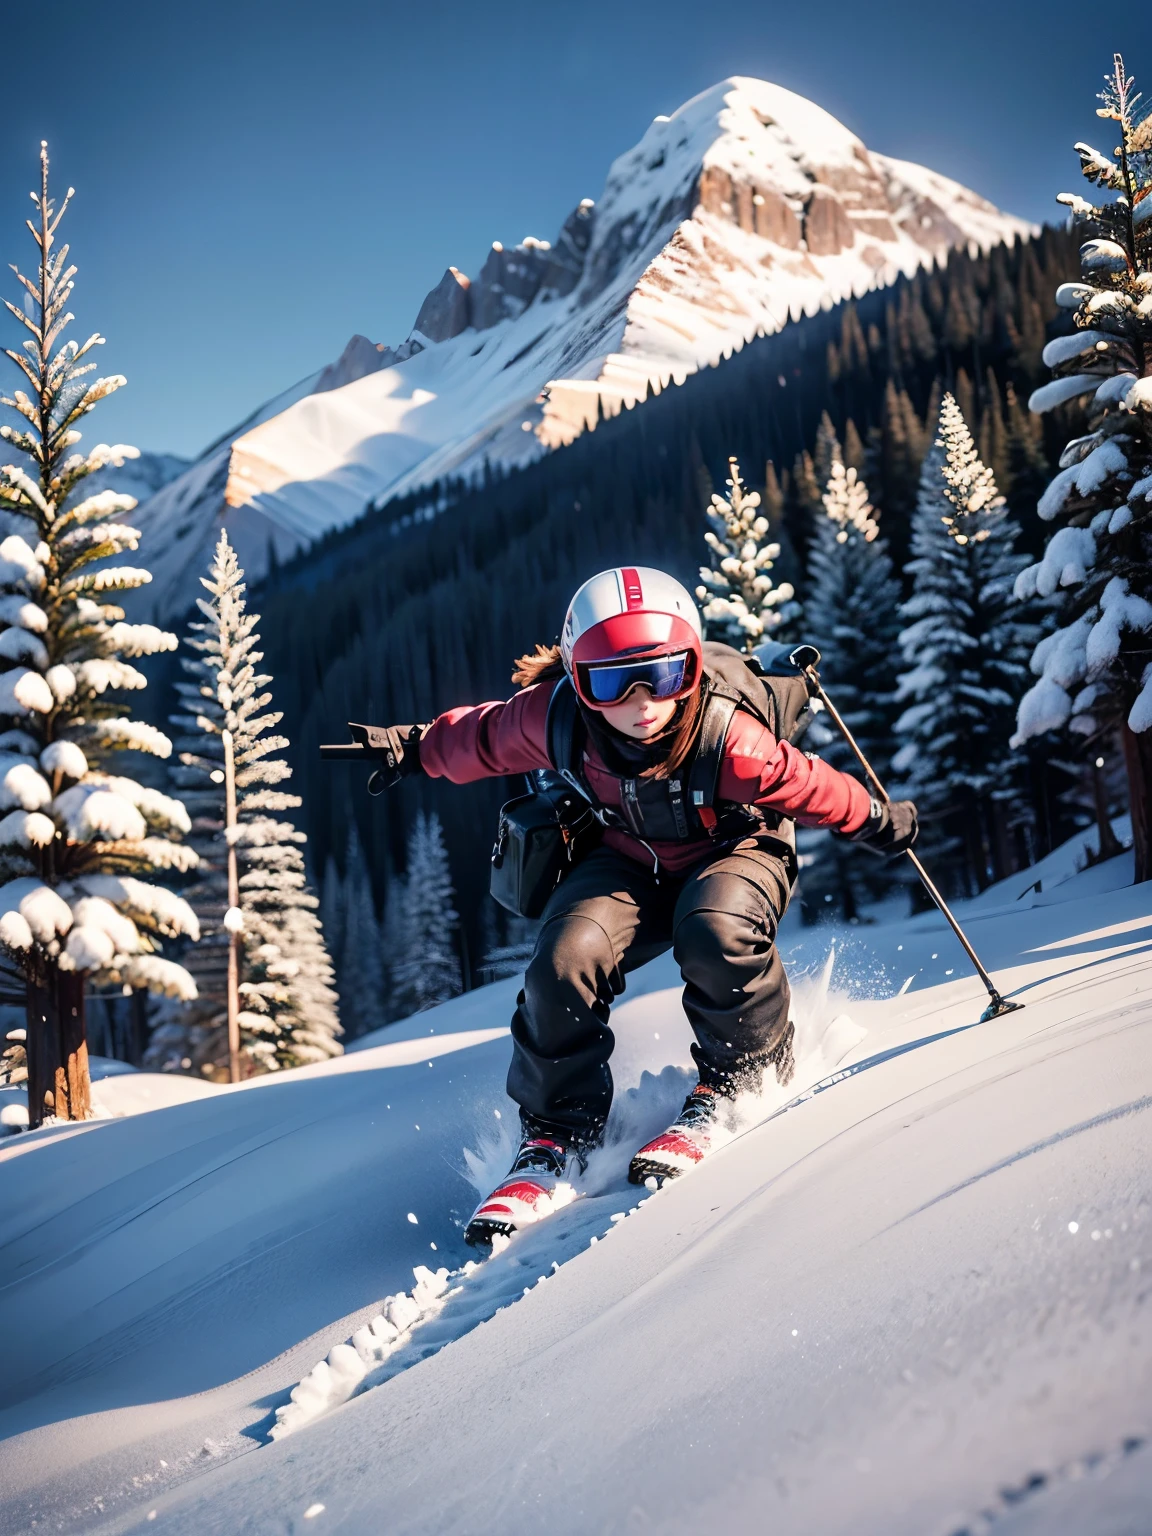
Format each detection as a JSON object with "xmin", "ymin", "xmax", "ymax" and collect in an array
[{"xmin": 576, "ymin": 650, "xmax": 697, "ymax": 706}]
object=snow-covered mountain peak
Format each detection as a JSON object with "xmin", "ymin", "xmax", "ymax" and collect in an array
[
  {"xmin": 130, "ymin": 76, "xmax": 1034, "ymax": 619},
  {"xmin": 536, "ymin": 76, "xmax": 1031, "ymax": 444},
  {"xmin": 607, "ymin": 77, "xmax": 863, "ymax": 208},
  {"xmin": 581, "ymin": 77, "xmax": 918, "ymax": 300}
]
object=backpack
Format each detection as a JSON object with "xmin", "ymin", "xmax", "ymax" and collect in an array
[{"xmin": 489, "ymin": 641, "xmax": 815, "ymax": 918}]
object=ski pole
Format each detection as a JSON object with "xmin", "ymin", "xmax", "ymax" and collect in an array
[{"xmin": 788, "ymin": 645, "xmax": 1022, "ymax": 1023}]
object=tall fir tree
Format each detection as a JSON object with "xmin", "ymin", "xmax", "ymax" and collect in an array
[
  {"xmin": 319, "ymin": 851, "xmax": 344, "ymax": 978},
  {"xmin": 762, "ymin": 460, "xmax": 785, "ymax": 525},
  {"xmin": 389, "ymin": 809, "xmax": 462, "ymax": 1017},
  {"xmin": 697, "ymin": 457, "xmax": 796, "ymax": 651},
  {"xmin": 813, "ymin": 411, "xmax": 841, "ymax": 488},
  {"xmin": 880, "ymin": 381, "xmax": 928, "ymax": 519},
  {"xmin": 843, "ymin": 418, "xmax": 867, "ymax": 473},
  {"xmin": 1012, "ymin": 53, "xmax": 1152, "ymax": 880},
  {"xmin": 978, "ymin": 365, "xmax": 1010, "ymax": 491},
  {"xmin": 1004, "ymin": 382, "xmax": 1050, "ymax": 533},
  {"xmin": 893, "ymin": 395, "xmax": 1040, "ymax": 893},
  {"xmin": 164, "ymin": 531, "xmax": 341, "ymax": 1076},
  {"xmin": 332, "ymin": 823, "xmax": 386, "ymax": 1041},
  {"xmin": 791, "ymin": 450, "xmax": 823, "ymax": 524},
  {"xmin": 380, "ymin": 869, "xmax": 408, "ymax": 1021},
  {"xmin": 800, "ymin": 461, "xmax": 905, "ymax": 920},
  {"xmin": 0, "ymin": 145, "xmax": 199, "ymax": 1126}
]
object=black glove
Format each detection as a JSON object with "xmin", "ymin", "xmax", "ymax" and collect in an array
[
  {"xmin": 847, "ymin": 797, "xmax": 918, "ymax": 857},
  {"xmin": 365, "ymin": 724, "xmax": 428, "ymax": 794}
]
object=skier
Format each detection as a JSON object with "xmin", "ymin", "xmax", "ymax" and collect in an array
[{"xmin": 366, "ymin": 568, "xmax": 917, "ymax": 1246}]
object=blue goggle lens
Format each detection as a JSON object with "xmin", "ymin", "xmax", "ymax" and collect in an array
[{"xmin": 583, "ymin": 652, "xmax": 690, "ymax": 705}]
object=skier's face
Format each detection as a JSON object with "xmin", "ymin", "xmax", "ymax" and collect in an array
[{"xmin": 591, "ymin": 685, "xmax": 679, "ymax": 740}]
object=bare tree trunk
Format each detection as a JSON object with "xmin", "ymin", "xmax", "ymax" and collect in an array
[
  {"xmin": 1122, "ymin": 723, "xmax": 1152, "ymax": 883},
  {"xmin": 1091, "ymin": 756, "xmax": 1124, "ymax": 863},
  {"xmin": 223, "ymin": 728, "xmax": 242, "ymax": 1083},
  {"xmin": 25, "ymin": 957, "xmax": 60, "ymax": 1130},
  {"xmin": 986, "ymin": 800, "xmax": 1015, "ymax": 885},
  {"xmin": 1028, "ymin": 746, "xmax": 1054, "ymax": 860},
  {"xmin": 56, "ymin": 969, "xmax": 90, "ymax": 1120},
  {"xmin": 130, "ymin": 988, "xmax": 149, "ymax": 1066},
  {"xmin": 24, "ymin": 959, "xmax": 90, "ymax": 1127}
]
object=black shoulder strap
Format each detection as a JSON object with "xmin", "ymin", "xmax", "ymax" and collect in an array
[
  {"xmin": 686, "ymin": 690, "xmax": 738, "ymax": 825},
  {"xmin": 548, "ymin": 674, "xmax": 741, "ymax": 829},
  {"xmin": 701, "ymin": 639, "xmax": 815, "ymax": 744},
  {"xmin": 544, "ymin": 675, "xmax": 596, "ymax": 802},
  {"xmin": 545, "ymin": 674, "xmax": 578, "ymax": 770}
]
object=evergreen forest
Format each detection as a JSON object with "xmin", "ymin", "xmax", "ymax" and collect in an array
[{"xmin": 251, "ymin": 227, "xmax": 1092, "ymax": 969}]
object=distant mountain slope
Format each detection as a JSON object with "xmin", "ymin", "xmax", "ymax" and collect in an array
[
  {"xmin": 83, "ymin": 450, "xmax": 190, "ymax": 504},
  {"xmin": 0, "ymin": 448, "xmax": 189, "ymax": 541},
  {"xmin": 130, "ymin": 77, "xmax": 1032, "ymax": 620}
]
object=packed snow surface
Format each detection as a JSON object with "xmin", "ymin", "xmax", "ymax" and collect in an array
[
  {"xmin": 128, "ymin": 77, "xmax": 1032, "ymax": 618},
  {"xmin": 0, "ymin": 825, "xmax": 1149, "ymax": 1533}
]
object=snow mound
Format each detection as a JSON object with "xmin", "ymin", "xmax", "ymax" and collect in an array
[{"xmin": 5, "ymin": 829, "xmax": 1151, "ymax": 1533}]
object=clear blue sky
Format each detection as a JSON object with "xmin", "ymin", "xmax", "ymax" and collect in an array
[{"xmin": 3, "ymin": 0, "xmax": 1149, "ymax": 458}]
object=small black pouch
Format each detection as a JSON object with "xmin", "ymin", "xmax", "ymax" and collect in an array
[{"xmin": 490, "ymin": 771, "xmax": 601, "ymax": 919}]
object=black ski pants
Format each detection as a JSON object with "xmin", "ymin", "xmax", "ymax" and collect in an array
[{"xmin": 507, "ymin": 835, "xmax": 794, "ymax": 1142}]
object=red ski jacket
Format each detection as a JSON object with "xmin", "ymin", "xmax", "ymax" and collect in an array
[{"xmin": 420, "ymin": 679, "xmax": 872, "ymax": 875}]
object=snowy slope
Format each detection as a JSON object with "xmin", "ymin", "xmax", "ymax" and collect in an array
[
  {"xmin": 82, "ymin": 451, "xmax": 190, "ymax": 505},
  {"xmin": 1, "ymin": 841, "xmax": 1150, "ymax": 1533},
  {"xmin": 129, "ymin": 77, "xmax": 1033, "ymax": 619}
]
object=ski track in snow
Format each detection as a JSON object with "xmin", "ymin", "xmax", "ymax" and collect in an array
[
  {"xmin": 269, "ymin": 948, "xmax": 864, "ymax": 1441},
  {"xmin": 0, "ymin": 943, "xmax": 862, "ymax": 1532}
]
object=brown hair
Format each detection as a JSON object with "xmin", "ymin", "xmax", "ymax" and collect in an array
[
  {"xmin": 643, "ymin": 686, "xmax": 704, "ymax": 779},
  {"xmin": 512, "ymin": 643, "xmax": 566, "ymax": 687},
  {"xmin": 512, "ymin": 642, "xmax": 704, "ymax": 780}
]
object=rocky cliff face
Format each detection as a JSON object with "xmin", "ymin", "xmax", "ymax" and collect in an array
[
  {"xmin": 414, "ymin": 200, "xmax": 597, "ymax": 343},
  {"xmin": 130, "ymin": 77, "xmax": 1034, "ymax": 619},
  {"xmin": 314, "ymin": 333, "xmax": 423, "ymax": 392}
]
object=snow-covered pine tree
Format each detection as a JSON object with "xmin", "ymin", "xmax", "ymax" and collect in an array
[
  {"xmin": 696, "ymin": 457, "xmax": 796, "ymax": 651},
  {"xmin": 389, "ymin": 809, "xmax": 462, "ymax": 1017},
  {"xmin": 380, "ymin": 870, "xmax": 408, "ymax": 1022},
  {"xmin": 893, "ymin": 395, "xmax": 1040, "ymax": 892},
  {"xmin": 332, "ymin": 824, "xmax": 386, "ymax": 1041},
  {"xmin": 801, "ymin": 461, "xmax": 905, "ymax": 919},
  {"xmin": 168, "ymin": 530, "xmax": 341, "ymax": 1076},
  {"xmin": 1011, "ymin": 54, "xmax": 1152, "ymax": 880},
  {"xmin": 0, "ymin": 145, "xmax": 199, "ymax": 1126}
]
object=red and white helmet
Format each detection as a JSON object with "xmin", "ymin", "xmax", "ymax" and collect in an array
[{"xmin": 560, "ymin": 566, "xmax": 704, "ymax": 708}]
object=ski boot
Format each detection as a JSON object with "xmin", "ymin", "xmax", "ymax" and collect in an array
[
  {"xmin": 627, "ymin": 1083, "xmax": 724, "ymax": 1186},
  {"xmin": 465, "ymin": 1130, "xmax": 586, "ymax": 1248},
  {"xmin": 627, "ymin": 1025, "xmax": 796, "ymax": 1187}
]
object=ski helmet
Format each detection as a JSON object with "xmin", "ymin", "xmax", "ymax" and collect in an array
[{"xmin": 560, "ymin": 567, "xmax": 703, "ymax": 708}]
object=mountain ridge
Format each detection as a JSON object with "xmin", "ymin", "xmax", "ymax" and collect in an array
[{"xmin": 129, "ymin": 77, "xmax": 1034, "ymax": 620}]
